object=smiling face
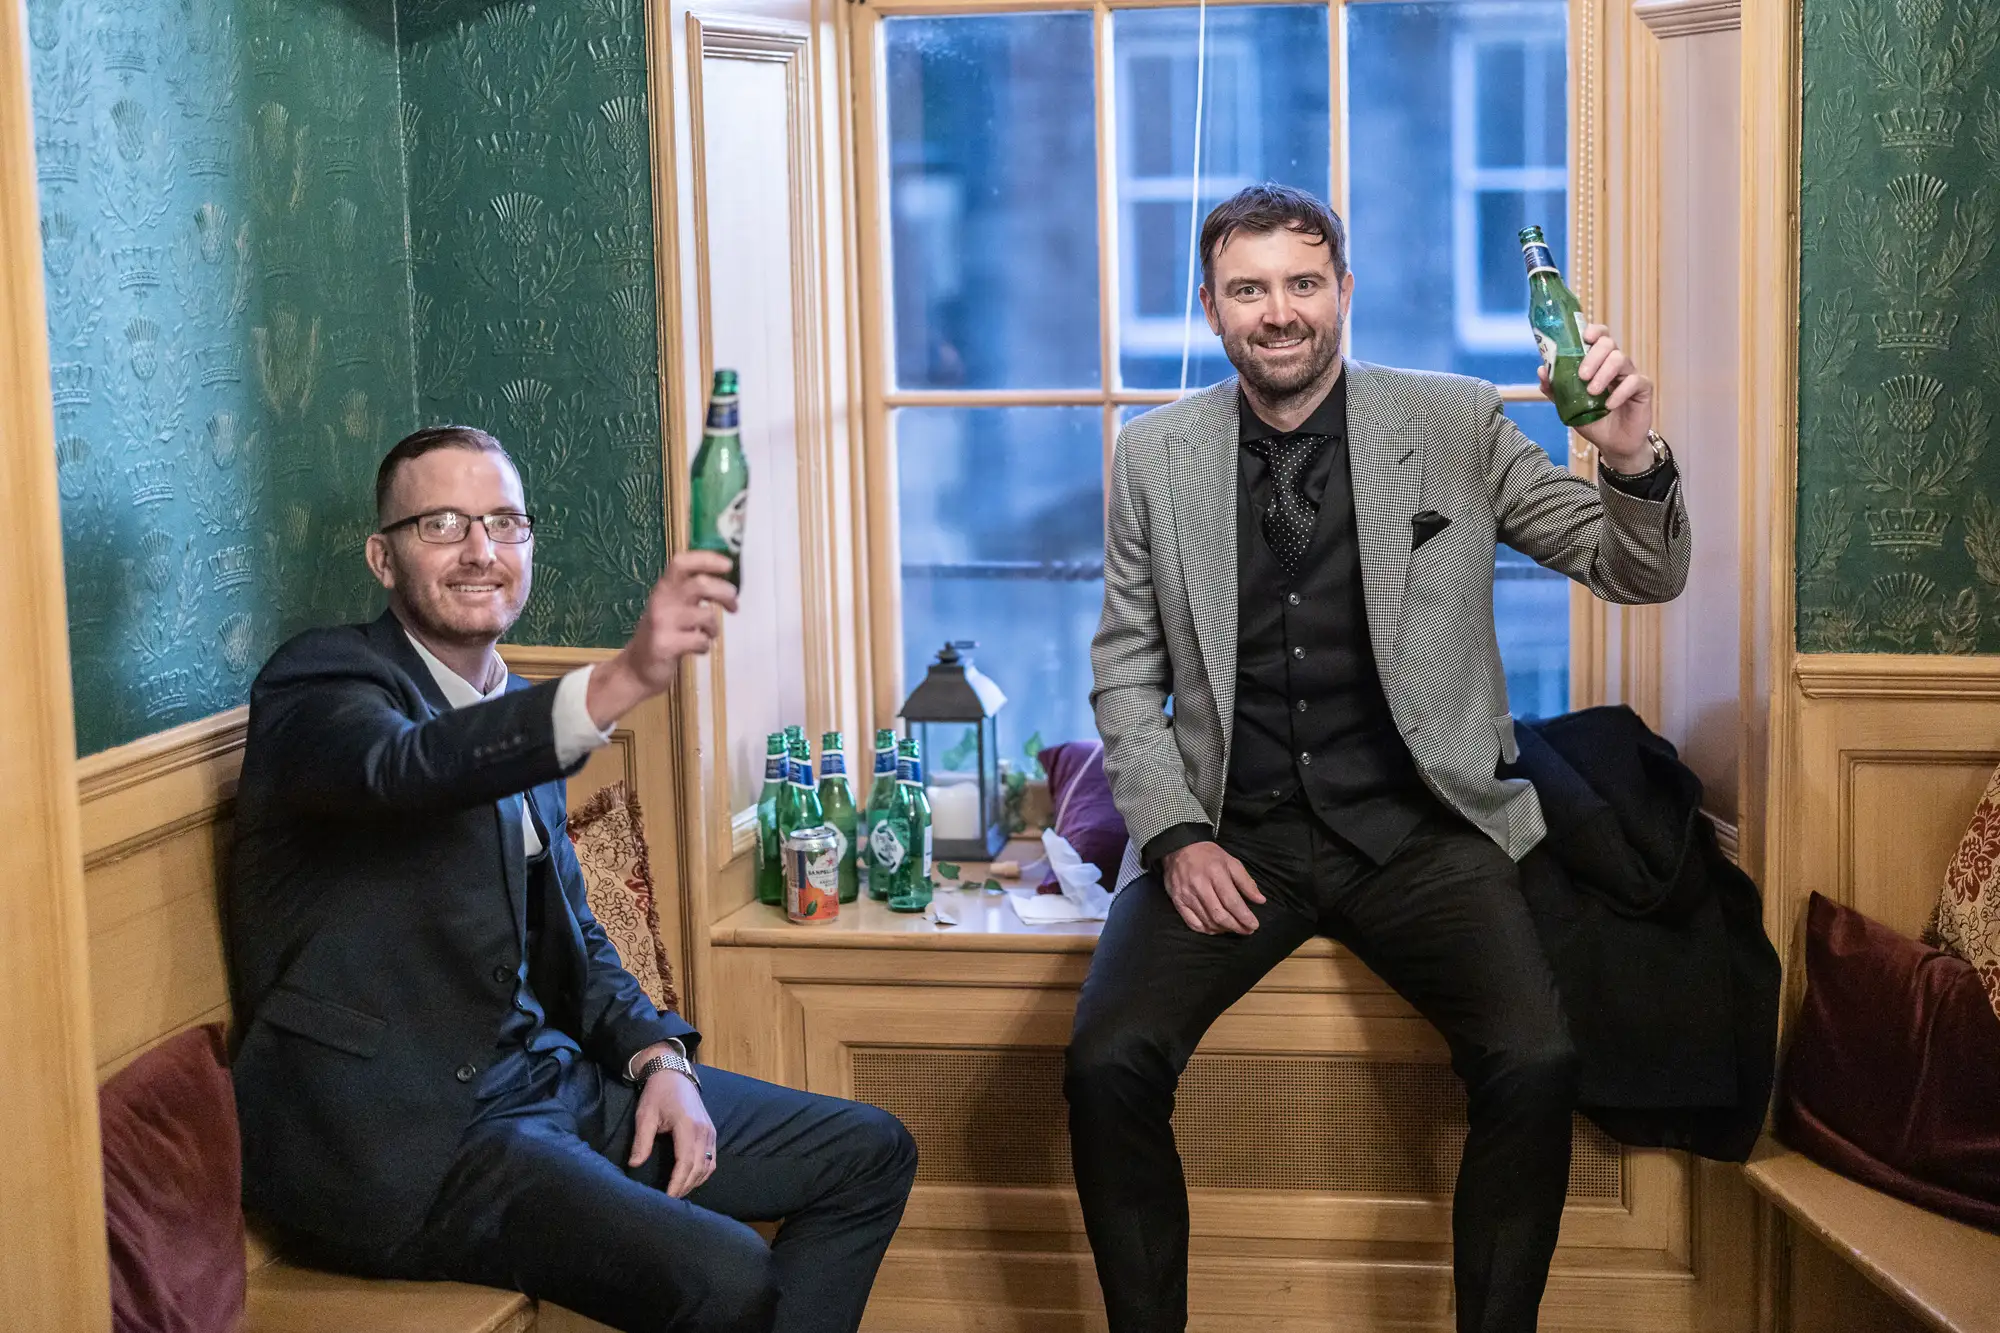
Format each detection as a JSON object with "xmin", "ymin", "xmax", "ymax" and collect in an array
[
  {"xmin": 1200, "ymin": 223, "xmax": 1353, "ymax": 404},
  {"xmin": 364, "ymin": 445, "xmax": 533, "ymax": 653}
]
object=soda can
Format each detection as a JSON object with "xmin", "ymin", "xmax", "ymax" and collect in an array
[{"xmin": 785, "ymin": 826, "xmax": 842, "ymax": 924}]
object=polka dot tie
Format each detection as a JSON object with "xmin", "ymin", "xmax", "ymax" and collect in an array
[{"xmin": 1260, "ymin": 432, "xmax": 1330, "ymax": 578}]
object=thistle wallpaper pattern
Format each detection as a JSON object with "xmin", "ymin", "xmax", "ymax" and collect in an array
[
  {"xmin": 401, "ymin": 0, "xmax": 667, "ymax": 650},
  {"xmin": 1797, "ymin": 0, "xmax": 2000, "ymax": 652},
  {"xmin": 29, "ymin": 0, "xmax": 668, "ymax": 754}
]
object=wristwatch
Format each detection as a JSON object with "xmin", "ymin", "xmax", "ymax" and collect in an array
[
  {"xmin": 630, "ymin": 1040, "xmax": 700, "ymax": 1089},
  {"xmin": 1599, "ymin": 428, "xmax": 1672, "ymax": 480}
]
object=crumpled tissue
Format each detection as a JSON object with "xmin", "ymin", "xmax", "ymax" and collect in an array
[{"xmin": 1007, "ymin": 828, "xmax": 1114, "ymax": 923}]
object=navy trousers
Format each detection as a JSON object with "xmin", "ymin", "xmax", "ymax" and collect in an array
[
  {"xmin": 1065, "ymin": 801, "xmax": 1578, "ymax": 1333},
  {"xmin": 301, "ymin": 1058, "xmax": 917, "ymax": 1333}
]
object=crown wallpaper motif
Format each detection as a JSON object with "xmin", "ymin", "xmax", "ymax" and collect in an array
[
  {"xmin": 1798, "ymin": 0, "xmax": 2000, "ymax": 652},
  {"xmin": 29, "ymin": 0, "xmax": 669, "ymax": 754}
]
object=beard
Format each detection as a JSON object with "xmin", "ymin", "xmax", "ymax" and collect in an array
[
  {"xmin": 389, "ymin": 554, "xmax": 531, "ymax": 648},
  {"xmin": 1221, "ymin": 308, "xmax": 1345, "ymax": 405}
]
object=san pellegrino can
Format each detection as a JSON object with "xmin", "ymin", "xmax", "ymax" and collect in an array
[
  {"xmin": 689, "ymin": 368, "xmax": 749, "ymax": 585},
  {"xmin": 1519, "ymin": 227, "xmax": 1608, "ymax": 428},
  {"xmin": 755, "ymin": 732, "xmax": 787, "ymax": 906},
  {"xmin": 784, "ymin": 826, "xmax": 841, "ymax": 924},
  {"xmin": 882, "ymin": 746, "xmax": 931, "ymax": 913},
  {"xmin": 817, "ymin": 731, "xmax": 860, "ymax": 904},
  {"xmin": 859, "ymin": 728, "xmax": 898, "ymax": 899}
]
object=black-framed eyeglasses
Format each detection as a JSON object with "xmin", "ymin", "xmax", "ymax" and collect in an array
[{"xmin": 379, "ymin": 510, "xmax": 537, "ymax": 545}]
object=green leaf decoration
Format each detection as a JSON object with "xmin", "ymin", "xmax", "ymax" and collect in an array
[
  {"xmin": 982, "ymin": 878, "xmax": 1003, "ymax": 893},
  {"xmin": 1023, "ymin": 731, "xmax": 1046, "ymax": 778},
  {"xmin": 941, "ymin": 730, "xmax": 980, "ymax": 770},
  {"xmin": 937, "ymin": 861, "xmax": 962, "ymax": 879},
  {"xmin": 802, "ymin": 901, "xmax": 817, "ymax": 916}
]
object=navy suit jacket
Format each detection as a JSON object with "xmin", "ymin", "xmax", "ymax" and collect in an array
[{"xmin": 225, "ymin": 610, "xmax": 695, "ymax": 1254}]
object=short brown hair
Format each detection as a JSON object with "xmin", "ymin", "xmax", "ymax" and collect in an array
[
  {"xmin": 1199, "ymin": 183, "xmax": 1348, "ymax": 291},
  {"xmin": 374, "ymin": 425, "xmax": 515, "ymax": 521}
]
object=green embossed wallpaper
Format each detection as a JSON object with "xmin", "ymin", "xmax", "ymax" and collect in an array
[
  {"xmin": 1797, "ymin": 0, "xmax": 2000, "ymax": 652},
  {"xmin": 400, "ymin": 0, "xmax": 668, "ymax": 649},
  {"xmin": 30, "ymin": 0, "xmax": 417, "ymax": 752},
  {"xmin": 32, "ymin": 0, "xmax": 672, "ymax": 753}
]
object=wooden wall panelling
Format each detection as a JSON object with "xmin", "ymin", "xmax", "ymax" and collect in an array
[{"xmin": 0, "ymin": 1, "xmax": 112, "ymax": 1318}]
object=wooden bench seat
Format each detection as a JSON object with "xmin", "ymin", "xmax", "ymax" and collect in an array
[
  {"xmin": 1744, "ymin": 1137, "xmax": 2000, "ymax": 1333},
  {"xmin": 246, "ymin": 1260, "xmax": 534, "ymax": 1333}
]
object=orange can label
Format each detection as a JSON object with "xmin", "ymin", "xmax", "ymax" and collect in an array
[{"xmin": 785, "ymin": 829, "xmax": 841, "ymax": 924}]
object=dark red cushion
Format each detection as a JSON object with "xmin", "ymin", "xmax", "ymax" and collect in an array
[
  {"xmin": 1037, "ymin": 740, "xmax": 1128, "ymax": 891},
  {"xmin": 100, "ymin": 1023, "xmax": 246, "ymax": 1333},
  {"xmin": 1777, "ymin": 893, "xmax": 2000, "ymax": 1230}
]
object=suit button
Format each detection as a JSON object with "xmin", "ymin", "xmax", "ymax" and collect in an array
[
  {"xmin": 455, "ymin": 1063, "xmax": 478, "ymax": 1083},
  {"xmin": 1296, "ymin": 699, "xmax": 1308, "ymax": 713},
  {"xmin": 1287, "ymin": 593, "xmax": 1301, "ymax": 606},
  {"xmin": 492, "ymin": 964, "xmax": 513, "ymax": 985},
  {"xmin": 1300, "ymin": 752, "xmax": 1313, "ymax": 766},
  {"xmin": 1292, "ymin": 647, "xmax": 1305, "ymax": 660}
]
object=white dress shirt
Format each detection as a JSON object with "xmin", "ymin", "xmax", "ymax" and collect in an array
[{"xmin": 403, "ymin": 632, "xmax": 612, "ymax": 857}]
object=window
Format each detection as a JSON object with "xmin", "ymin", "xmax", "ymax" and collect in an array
[{"xmin": 871, "ymin": 0, "xmax": 1578, "ymax": 756}]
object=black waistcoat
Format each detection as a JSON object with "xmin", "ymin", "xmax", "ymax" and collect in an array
[{"xmin": 1224, "ymin": 383, "xmax": 1434, "ymax": 863}]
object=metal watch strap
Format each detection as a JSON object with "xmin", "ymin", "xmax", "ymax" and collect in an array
[
  {"xmin": 1600, "ymin": 429, "xmax": 1671, "ymax": 480},
  {"xmin": 631, "ymin": 1046, "xmax": 700, "ymax": 1089}
]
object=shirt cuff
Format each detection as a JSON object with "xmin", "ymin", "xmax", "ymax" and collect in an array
[
  {"xmin": 1142, "ymin": 822, "xmax": 1216, "ymax": 869},
  {"xmin": 553, "ymin": 664, "xmax": 616, "ymax": 769},
  {"xmin": 1600, "ymin": 457, "xmax": 1679, "ymax": 503}
]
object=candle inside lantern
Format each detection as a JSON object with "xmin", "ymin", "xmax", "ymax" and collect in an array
[{"xmin": 926, "ymin": 779, "xmax": 981, "ymax": 842}]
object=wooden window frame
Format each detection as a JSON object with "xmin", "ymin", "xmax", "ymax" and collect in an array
[{"xmin": 846, "ymin": 0, "xmax": 1615, "ymax": 726}]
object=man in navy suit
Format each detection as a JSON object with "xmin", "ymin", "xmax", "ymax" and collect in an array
[{"xmin": 226, "ymin": 425, "xmax": 916, "ymax": 1333}]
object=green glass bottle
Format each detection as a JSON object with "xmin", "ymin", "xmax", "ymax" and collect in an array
[
  {"xmin": 817, "ymin": 731, "xmax": 859, "ymax": 903},
  {"xmin": 1519, "ymin": 227, "xmax": 1608, "ymax": 428},
  {"xmin": 898, "ymin": 738, "xmax": 934, "ymax": 886},
  {"xmin": 860, "ymin": 728, "xmax": 898, "ymax": 900},
  {"xmin": 755, "ymin": 732, "xmax": 787, "ymax": 907},
  {"xmin": 689, "ymin": 368, "xmax": 749, "ymax": 586},
  {"xmin": 882, "ymin": 746, "xmax": 930, "ymax": 913},
  {"xmin": 785, "ymin": 736, "xmax": 825, "ymax": 838}
]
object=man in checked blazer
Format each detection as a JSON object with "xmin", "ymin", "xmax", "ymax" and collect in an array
[{"xmin": 1067, "ymin": 184, "xmax": 1689, "ymax": 1333}]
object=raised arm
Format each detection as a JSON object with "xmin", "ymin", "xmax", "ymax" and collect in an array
[{"xmin": 1483, "ymin": 381, "xmax": 1690, "ymax": 605}]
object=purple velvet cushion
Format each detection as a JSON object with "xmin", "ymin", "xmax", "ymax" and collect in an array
[
  {"xmin": 1777, "ymin": 893, "xmax": 2000, "ymax": 1231},
  {"xmin": 1037, "ymin": 740, "xmax": 1128, "ymax": 891},
  {"xmin": 100, "ymin": 1023, "xmax": 246, "ymax": 1333}
]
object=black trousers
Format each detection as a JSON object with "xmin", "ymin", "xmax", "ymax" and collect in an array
[
  {"xmin": 1065, "ymin": 800, "xmax": 1577, "ymax": 1333},
  {"xmin": 300, "ymin": 1057, "xmax": 917, "ymax": 1333}
]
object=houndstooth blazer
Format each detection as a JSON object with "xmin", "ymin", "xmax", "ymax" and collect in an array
[{"xmin": 1092, "ymin": 359, "xmax": 1691, "ymax": 890}]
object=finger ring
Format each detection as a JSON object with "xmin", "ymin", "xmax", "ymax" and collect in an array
[{"xmin": 704, "ymin": 1151, "xmax": 715, "ymax": 1160}]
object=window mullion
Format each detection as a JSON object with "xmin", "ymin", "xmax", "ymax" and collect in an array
[{"xmin": 1095, "ymin": 0, "xmax": 1118, "ymax": 419}]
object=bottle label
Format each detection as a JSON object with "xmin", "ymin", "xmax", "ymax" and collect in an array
[
  {"xmin": 764, "ymin": 755, "xmax": 784, "ymax": 781},
  {"xmin": 828, "ymin": 822, "xmax": 850, "ymax": 863},
  {"xmin": 1535, "ymin": 330, "xmax": 1557, "ymax": 370},
  {"xmin": 705, "ymin": 397, "xmax": 740, "ymax": 432},
  {"xmin": 875, "ymin": 748, "xmax": 897, "ymax": 775},
  {"xmin": 1521, "ymin": 240, "xmax": 1558, "ymax": 276},
  {"xmin": 871, "ymin": 822, "xmax": 908, "ymax": 871},
  {"xmin": 715, "ymin": 490, "xmax": 748, "ymax": 555},
  {"xmin": 822, "ymin": 752, "xmax": 847, "ymax": 777}
]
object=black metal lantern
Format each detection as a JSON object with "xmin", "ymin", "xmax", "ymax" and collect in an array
[{"xmin": 900, "ymin": 641, "xmax": 1007, "ymax": 860}]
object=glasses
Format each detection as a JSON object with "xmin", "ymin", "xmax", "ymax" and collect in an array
[{"xmin": 379, "ymin": 510, "xmax": 537, "ymax": 545}]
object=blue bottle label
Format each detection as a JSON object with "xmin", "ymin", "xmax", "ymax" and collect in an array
[
  {"xmin": 874, "ymin": 747, "xmax": 897, "ymax": 775},
  {"xmin": 705, "ymin": 395, "xmax": 739, "ymax": 432},
  {"xmin": 1521, "ymin": 240, "xmax": 1557, "ymax": 276},
  {"xmin": 822, "ymin": 752, "xmax": 847, "ymax": 777},
  {"xmin": 764, "ymin": 755, "xmax": 784, "ymax": 781}
]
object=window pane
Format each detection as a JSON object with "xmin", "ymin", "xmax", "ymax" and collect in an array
[
  {"xmin": 1348, "ymin": 0, "xmax": 1569, "ymax": 382},
  {"xmin": 897, "ymin": 408, "xmax": 1106, "ymax": 759},
  {"xmin": 1115, "ymin": 5, "xmax": 1330, "ymax": 391},
  {"xmin": 1497, "ymin": 399, "xmax": 1571, "ymax": 718},
  {"xmin": 885, "ymin": 14, "xmax": 1100, "ymax": 390}
]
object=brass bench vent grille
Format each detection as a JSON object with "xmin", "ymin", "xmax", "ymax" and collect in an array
[{"xmin": 850, "ymin": 1047, "xmax": 1623, "ymax": 1201}]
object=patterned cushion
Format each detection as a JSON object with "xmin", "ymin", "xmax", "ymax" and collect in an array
[
  {"xmin": 1934, "ymin": 762, "xmax": 2000, "ymax": 1022},
  {"xmin": 568, "ymin": 781, "xmax": 679, "ymax": 1014}
]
